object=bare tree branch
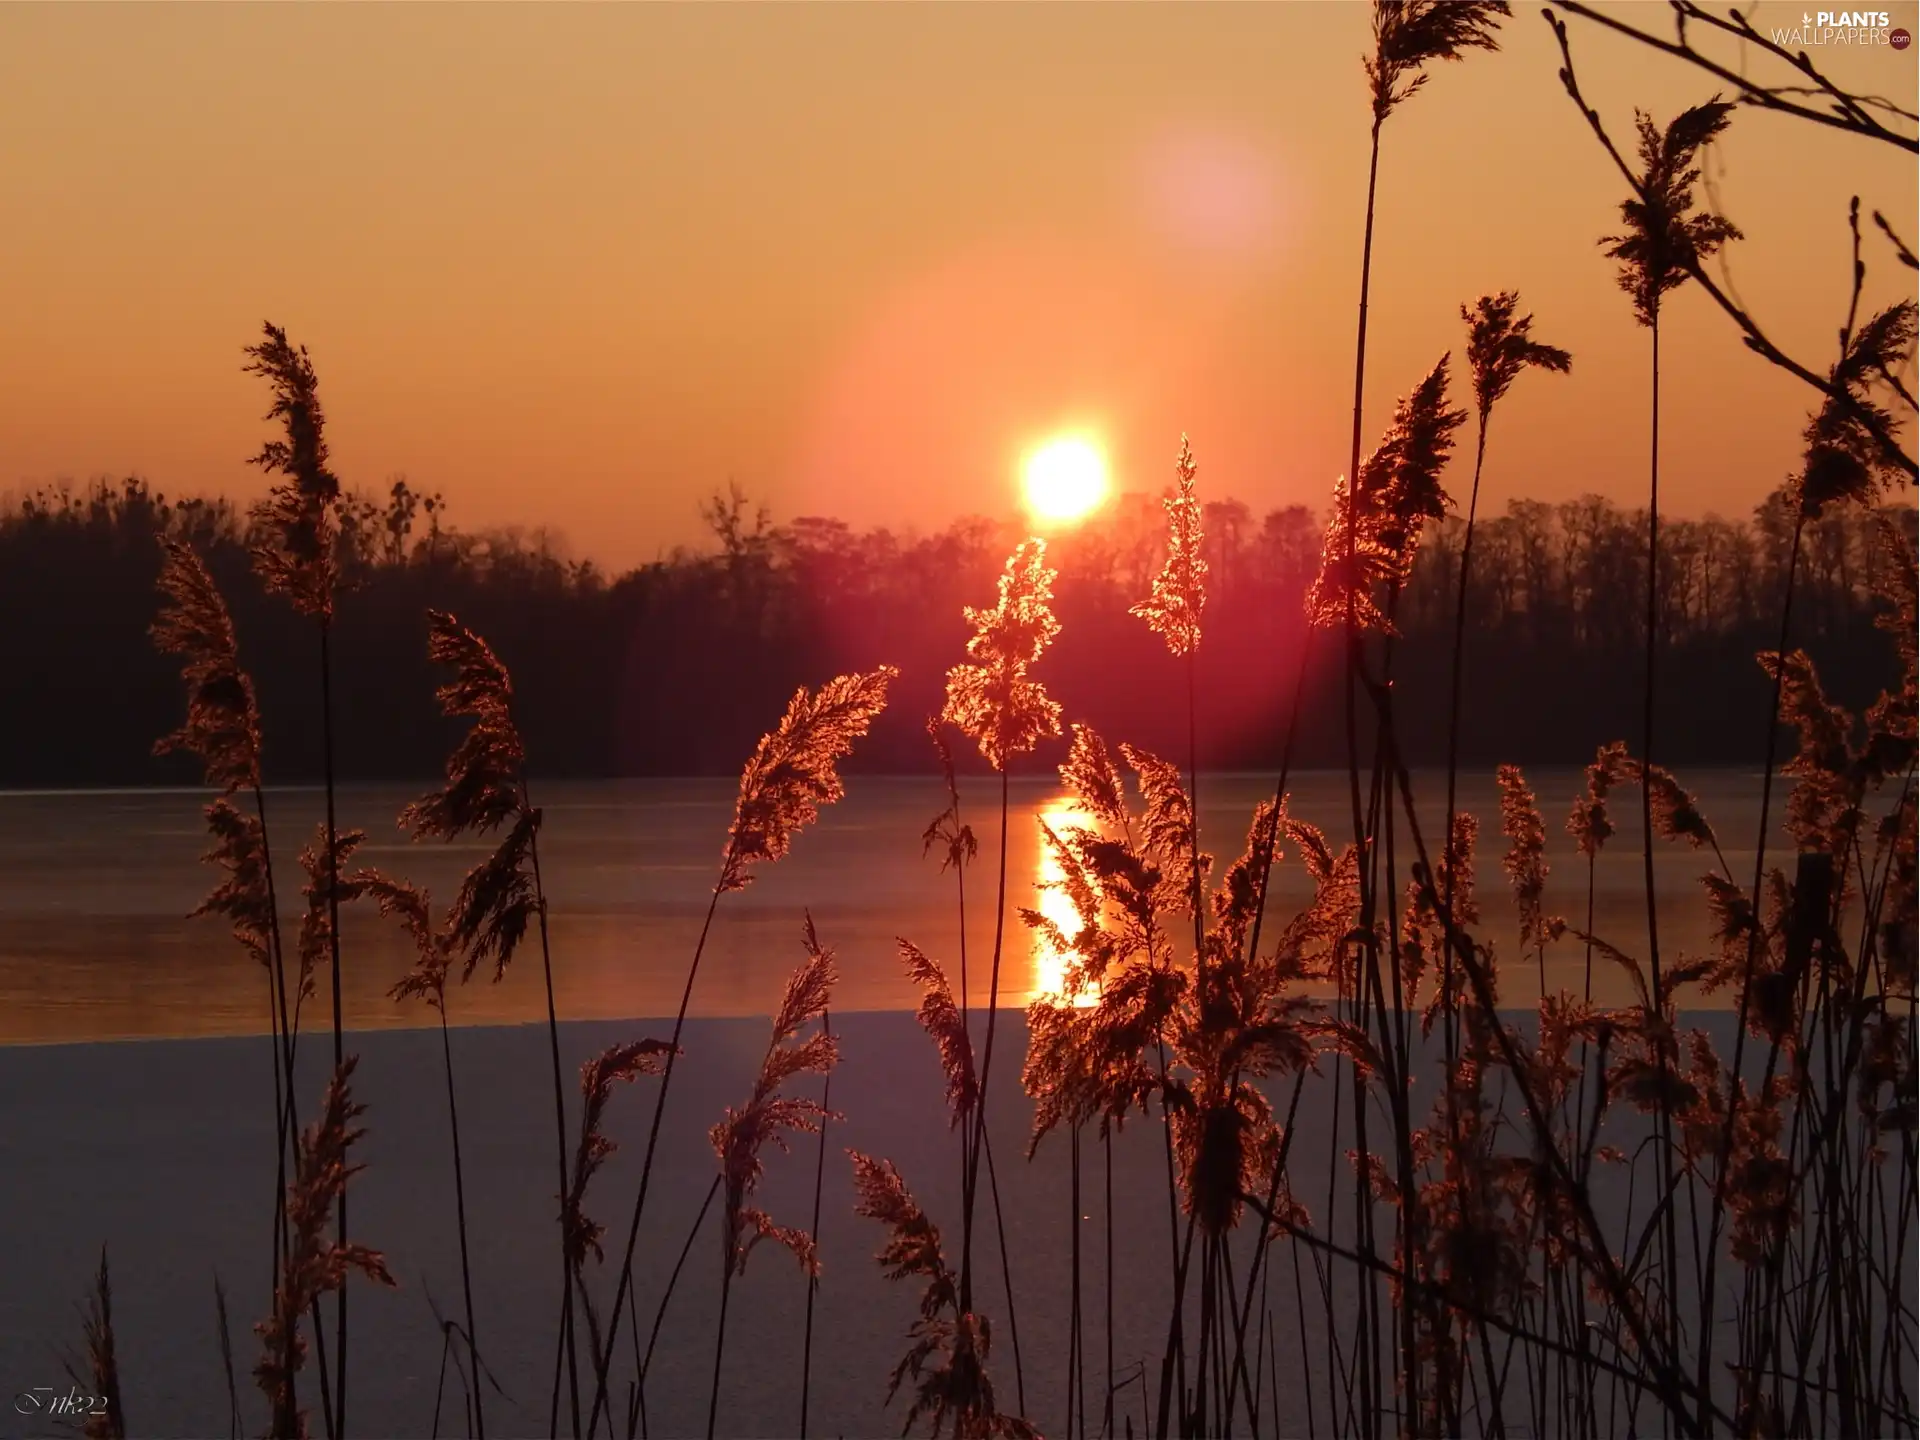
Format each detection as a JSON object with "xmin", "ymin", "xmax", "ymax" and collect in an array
[
  {"xmin": 1551, "ymin": 1, "xmax": 1918, "ymax": 150},
  {"xmin": 1547, "ymin": 8, "xmax": 1919, "ymax": 480}
]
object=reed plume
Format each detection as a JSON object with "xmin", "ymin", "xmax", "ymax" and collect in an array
[
  {"xmin": 942, "ymin": 540, "xmax": 1062, "ymax": 773},
  {"xmin": 901, "ymin": 940, "xmax": 979, "ymax": 1126},
  {"xmin": 1495, "ymin": 765, "xmax": 1555, "ymax": 954},
  {"xmin": 244, "ymin": 323, "xmax": 341, "ymax": 622},
  {"xmin": 1058, "ymin": 724, "xmax": 1129, "ymax": 832},
  {"xmin": 296, "ymin": 822, "xmax": 367, "ymax": 1026},
  {"xmin": 1367, "ymin": 0, "xmax": 1509, "ymax": 121},
  {"xmin": 256, "ymin": 1058, "xmax": 394, "ymax": 1440},
  {"xmin": 1130, "ymin": 436, "xmax": 1207, "ymax": 658},
  {"xmin": 1462, "ymin": 292, "xmax": 1574, "ymax": 425},
  {"xmin": 1119, "ymin": 744, "xmax": 1205, "ymax": 884},
  {"xmin": 1623, "ymin": 755, "xmax": 1721, "ymax": 856},
  {"xmin": 708, "ymin": 920, "xmax": 841, "ymax": 1437},
  {"xmin": 1798, "ymin": 298, "xmax": 1917, "ymax": 514},
  {"xmin": 401, "ymin": 612, "xmax": 526, "ymax": 841},
  {"xmin": 363, "ymin": 874, "xmax": 454, "ymax": 1010},
  {"xmin": 153, "ymin": 539, "xmax": 261, "ymax": 793},
  {"xmin": 1308, "ymin": 356, "xmax": 1467, "ymax": 634},
  {"xmin": 1409, "ymin": 813, "xmax": 1483, "ymax": 1035},
  {"xmin": 564, "ymin": 1037, "xmax": 673, "ymax": 1381},
  {"xmin": 1568, "ymin": 740, "xmax": 1631, "ymax": 860},
  {"xmin": 190, "ymin": 800, "xmax": 280, "ymax": 976},
  {"xmin": 724, "ymin": 665, "xmax": 901, "ymax": 892},
  {"xmin": 1601, "ymin": 102, "xmax": 1742, "ymax": 327},
  {"xmin": 711, "ymin": 926, "xmax": 839, "ymax": 1270},
  {"xmin": 850, "ymin": 1154, "xmax": 1038, "ymax": 1440},
  {"xmin": 565, "ymin": 1042, "xmax": 673, "ymax": 1275}
]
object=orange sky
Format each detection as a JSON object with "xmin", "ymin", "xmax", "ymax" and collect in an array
[{"xmin": 1, "ymin": 2, "xmax": 1913, "ymax": 569}]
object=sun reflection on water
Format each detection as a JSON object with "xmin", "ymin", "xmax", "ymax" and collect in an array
[{"xmin": 1031, "ymin": 799, "xmax": 1102, "ymax": 1009}]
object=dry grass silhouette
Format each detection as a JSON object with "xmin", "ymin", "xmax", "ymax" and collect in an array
[
  {"xmin": 96, "ymin": 4, "xmax": 1920, "ymax": 1437},
  {"xmin": 254, "ymin": 1058, "xmax": 393, "ymax": 1440},
  {"xmin": 851, "ymin": 1153, "xmax": 1039, "ymax": 1440},
  {"xmin": 63, "ymin": 1249, "xmax": 125, "ymax": 1440}
]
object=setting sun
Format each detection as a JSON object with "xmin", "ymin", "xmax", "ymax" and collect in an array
[{"xmin": 1021, "ymin": 435, "xmax": 1110, "ymax": 525}]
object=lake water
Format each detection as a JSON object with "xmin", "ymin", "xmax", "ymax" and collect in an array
[{"xmin": 0, "ymin": 768, "xmax": 1806, "ymax": 1044}]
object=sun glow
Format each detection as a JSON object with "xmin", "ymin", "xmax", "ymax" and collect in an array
[
  {"xmin": 1021, "ymin": 435, "xmax": 1110, "ymax": 526},
  {"xmin": 1032, "ymin": 800, "xmax": 1102, "ymax": 1009}
]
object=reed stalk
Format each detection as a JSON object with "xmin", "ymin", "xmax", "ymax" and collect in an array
[
  {"xmin": 588, "ymin": 667, "xmax": 894, "ymax": 1436},
  {"xmin": 799, "ymin": 1010, "xmax": 833, "ymax": 1440}
]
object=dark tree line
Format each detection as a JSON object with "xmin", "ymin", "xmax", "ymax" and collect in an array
[{"xmin": 1, "ymin": 475, "xmax": 1908, "ymax": 785}]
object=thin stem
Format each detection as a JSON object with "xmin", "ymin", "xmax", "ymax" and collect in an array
[
  {"xmin": 705, "ymin": 1239, "xmax": 736, "ymax": 1440},
  {"xmin": 961, "ymin": 769, "xmax": 1013, "ymax": 1315},
  {"xmin": 438, "ymin": 1003, "xmax": 483, "ymax": 1440},
  {"xmin": 638, "ymin": 1173, "xmax": 723, "ymax": 1439},
  {"xmin": 251, "ymin": 785, "xmax": 296, "ymax": 1335},
  {"xmin": 1104, "ymin": 1128, "xmax": 1115, "ymax": 1440},
  {"xmin": 1441, "ymin": 417, "xmax": 1493, "ymax": 1076},
  {"xmin": 1154, "ymin": 1211, "xmax": 1199, "ymax": 1440},
  {"xmin": 318, "ymin": 619, "xmax": 347, "ymax": 1440},
  {"xmin": 1641, "ymin": 313, "xmax": 1685, "ymax": 1378},
  {"xmin": 799, "ymin": 1011, "xmax": 833, "ymax": 1440},
  {"xmin": 527, "ymin": 829, "xmax": 581, "ymax": 1440},
  {"xmin": 587, "ymin": 873, "xmax": 731, "ymax": 1437},
  {"xmin": 980, "ymin": 1118, "xmax": 1027, "ymax": 1414},
  {"xmin": 1695, "ymin": 508, "xmax": 1806, "ymax": 1424}
]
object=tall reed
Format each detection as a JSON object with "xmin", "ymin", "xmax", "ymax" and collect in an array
[
  {"xmin": 152, "ymin": 541, "xmax": 296, "ymax": 1292},
  {"xmin": 561, "ymin": 1038, "xmax": 674, "ymax": 1438},
  {"xmin": 1129, "ymin": 436, "xmax": 1212, "ymax": 1433},
  {"xmin": 1442, "ymin": 293, "xmax": 1571, "ymax": 984},
  {"xmin": 940, "ymin": 540, "xmax": 1063, "ymax": 1342},
  {"xmin": 706, "ymin": 920, "xmax": 840, "ymax": 1438},
  {"xmin": 584, "ymin": 665, "xmax": 896, "ymax": 1435},
  {"xmin": 244, "ymin": 324, "xmax": 356, "ymax": 1432},
  {"xmin": 849, "ymin": 1152, "xmax": 1038, "ymax": 1440},
  {"xmin": 400, "ymin": 608, "xmax": 574, "ymax": 1436},
  {"xmin": 357, "ymin": 873, "xmax": 485, "ymax": 1437},
  {"xmin": 1599, "ymin": 97, "xmax": 1741, "ymax": 1369},
  {"xmin": 1336, "ymin": 13, "xmax": 1507, "ymax": 1429},
  {"xmin": 154, "ymin": 537, "xmax": 344, "ymax": 1437},
  {"xmin": 255, "ymin": 1058, "xmax": 393, "ymax": 1440}
]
